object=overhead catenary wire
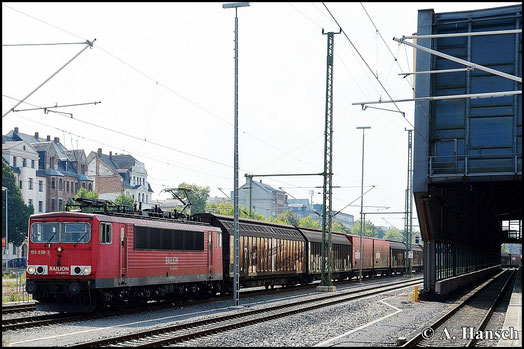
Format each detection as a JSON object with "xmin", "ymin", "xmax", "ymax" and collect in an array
[
  {"xmin": 2, "ymin": 4, "xmax": 326, "ymax": 179},
  {"xmin": 321, "ymin": 2, "xmax": 430, "ymax": 145},
  {"xmin": 4, "ymin": 3, "xmax": 404, "ymax": 212}
]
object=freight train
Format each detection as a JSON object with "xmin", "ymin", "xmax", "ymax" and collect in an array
[
  {"xmin": 25, "ymin": 200, "xmax": 423, "ymax": 312},
  {"xmin": 501, "ymin": 252, "xmax": 522, "ymax": 268}
]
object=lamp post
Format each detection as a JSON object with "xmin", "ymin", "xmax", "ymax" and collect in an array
[
  {"xmin": 2, "ymin": 187, "xmax": 7, "ymax": 267},
  {"xmin": 356, "ymin": 126, "xmax": 370, "ymax": 282},
  {"xmin": 223, "ymin": 1, "xmax": 250, "ymax": 307}
]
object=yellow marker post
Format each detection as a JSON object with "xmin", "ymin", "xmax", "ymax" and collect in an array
[{"xmin": 414, "ymin": 285, "xmax": 419, "ymax": 302}]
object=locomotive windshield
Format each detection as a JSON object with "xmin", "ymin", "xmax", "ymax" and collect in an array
[{"xmin": 31, "ymin": 222, "xmax": 91, "ymax": 244}]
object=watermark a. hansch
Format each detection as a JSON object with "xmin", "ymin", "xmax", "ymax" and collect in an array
[{"xmin": 420, "ymin": 326, "xmax": 519, "ymax": 341}]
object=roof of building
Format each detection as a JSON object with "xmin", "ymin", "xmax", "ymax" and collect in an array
[
  {"xmin": 65, "ymin": 149, "xmax": 85, "ymax": 162},
  {"xmin": 111, "ymin": 154, "xmax": 137, "ymax": 170}
]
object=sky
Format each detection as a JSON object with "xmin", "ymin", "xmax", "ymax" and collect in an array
[{"xmin": 2, "ymin": 2, "xmax": 519, "ymax": 232}]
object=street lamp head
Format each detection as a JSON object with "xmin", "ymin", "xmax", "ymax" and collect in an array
[
  {"xmin": 223, "ymin": 2, "xmax": 250, "ymax": 9},
  {"xmin": 356, "ymin": 126, "xmax": 371, "ymax": 130}
]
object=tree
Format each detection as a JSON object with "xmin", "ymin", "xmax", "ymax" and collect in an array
[
  {"xmin": 74, "ymin": 186, "xmax": 99, "ymax": 200},
  {"xmin": 297, "ymin": 216, "xmax": 321, "ymax": 229},
  {"xmin": 175, "ymin": 183, "xmax": 210, "ymax": 214},
  {"xmin": 350, "ymin": 219, "xmax": 379, "ymax": 238},
  {"xmin": 2, "ymin": 159, "xmax": 34, "ymax": 246},
  {"xmin": 269, "ymin": 210, "xmax": 299, "ymax": 226},
  {"xmin": 332, "ymin": 220, "xmax": 349, "ymax": 234},
  {"xmin": 205, "ymin": 201, "xmax": 266, "ymax": 221},
  {"xmin": 383, "ymin": 227, "xmax": 403, "ymax": 242},
  {"xmin": 114, "ymin": 193, "xmax": 134, "ymax": 209}
]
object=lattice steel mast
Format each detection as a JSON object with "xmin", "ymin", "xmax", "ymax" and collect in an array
[
  {"xmin": 405, "ymin": 129, "xmax": 413, "ymax": 276},
  {"xmin": 320, "ymin": 29, "xmax": 340, "ymax": 287}
]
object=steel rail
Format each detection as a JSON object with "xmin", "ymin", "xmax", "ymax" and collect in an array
[
  {"xmin": 465, "ymin": 270, "xmax": 516, "ymax": 347},
  {"xmin": 73, "ymin": 278, "xmax": 422, "ymax": 347},
  {"xmin": 402, "ymin": 270, "xmax": 511, "ymax": 347},
  {"xmin": 1, "ymin": 303, "xmax": 36, "ymax": 314}
]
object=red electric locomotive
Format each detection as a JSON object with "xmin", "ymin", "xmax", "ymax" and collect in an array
[{"xmin": 26, "ymin": 204, "xmax": 222, "ymax": 312}]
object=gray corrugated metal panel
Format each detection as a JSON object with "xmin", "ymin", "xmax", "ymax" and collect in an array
[
  {"xmin": 194, "ymin": 213, "xmax": 304, "ymax": 240},
  {"xmin": 389, "ymin": 241, "xmax": 406, "ymax": 250},
  {"xmin": 297, "ymin": 227, "xmax": 351, "ymax": 246}
]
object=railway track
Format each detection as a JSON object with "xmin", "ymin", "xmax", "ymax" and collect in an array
[
  {"xmin": 3, "ymin": 273, "xmax": 416, "ymax": 331},
  {"xmin": 1, "ymin": 303, "xmax": 36, "ymax": 315},
  {"xmin": 72, "ymin": 277, "xmax": 422, "ymax": 347},
  {"xmin": 402, "ymin": 269, "xmax": 515, "ymax": 347}
]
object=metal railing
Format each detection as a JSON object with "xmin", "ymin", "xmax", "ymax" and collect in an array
[{"xmin": 429, "ymin": 153, "xmax": 522, "ymax": 177}]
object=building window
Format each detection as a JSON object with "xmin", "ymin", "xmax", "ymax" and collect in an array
[
  {"xmin": 81, "ymin": 182, "xmax": 85, "ymax": 189},
  {"xmin": 66, "ymin": 181, "xmax": 69, "ymax": 193},
  {"xmin": 13, "ymin": 156, "xmax": 17, "ymax": 167},
  {"xmin": 29, "ymin": 178, "xmax": 33, "ymax": 190},
  {"xmin": 89, "ymin": 183, "xmax": 92, "ymax": 191},
  {"xmin": 28, "ymin": 199, "xmax": 33, "ymax": 207},
  {"xmin": 75, "ymin": 182, "xmax": 79, "ymax": 192},
  {"xmin": 22, "ymin": 158, "xmax": 26, "ymax": 167},
  {"xmin": 49, "ymin": 157, "xmax": 54, "ymax": 169},
  {"xmin": 59, "ymin": 178, "xmax": 63, "ymax": 190},
  {"xmin": 39, "ymin": 180, "xmax": 43, "ymax": 192},
  {"xmin": 39, "ymin": 201, "xmax": 43, "ymax": 213},
  {"xmin": 81, "ymin": 164, "xmax": 85, "ymax": 174},
  {"xmin": 51, "ymin": 177, "xmax": 55, "ymax": 189},
  {"xmin": 51, "ymin": 199, "xmax": 56, "ymax": 211},
  {"xmin": 19, "ymin": 180, "xmax": 22, "ymax": 189},
  {"xmin": 132, "ymin": 194, "xmax": 134, "ymax": 199},
  {"xmin": 31, "ymin": 159, "xmax": 35, "ymax": 168},
  {"xmin": 59, "ymin": 199, "xmax": 63, "ymax": 211}
]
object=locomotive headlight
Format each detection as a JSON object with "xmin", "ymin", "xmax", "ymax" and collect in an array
[
  {"xmin": 83, "ymin": 266, "xmax": 91, "ymax": 275},
  {"xmin": 27, "ymin": 266, "xmax": 36, "ymax": 274},
  {"xmin": 57, "ymin": 246, "xmax": 63, "ymax": 252}
]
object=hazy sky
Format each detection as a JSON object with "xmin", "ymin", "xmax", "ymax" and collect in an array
[{"xmin": 2, "ymin": 2, "xmax": 519, "ymax": 230}]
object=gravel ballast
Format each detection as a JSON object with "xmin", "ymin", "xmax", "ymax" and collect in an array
[{"xmin": 1, "ymin": 274, "xmax": 475, "ymax": 347}]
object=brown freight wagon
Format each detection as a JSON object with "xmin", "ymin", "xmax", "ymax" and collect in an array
[
  {"xmin": 195, "ymin": 214, "xmax": 307, "ymax": 289},
  {"xmin": 297, "ymin": 227, "xmax": 352, "ymax": 282}
]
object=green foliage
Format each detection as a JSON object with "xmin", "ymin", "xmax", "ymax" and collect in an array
[
  {"xmin": 297, "ymin": 216, "xmax": 321, "ymax": 229},
  {"xmin": 175, "ymin": 183, "xmax": 210, "ymax": 214},
  {"xmin": 205, "ymin": 201, "xmax": 266, "ymax": 220},
  {"xmin": 74, "ymin": 186, "xmax": 99, "ymax": 200},
  {"xmin": 2, "ymin": 160, "xmax": 34, "ymax": 246},
  {"xmin": 268, "ymin": 210, "xmax": 299, "ymax": 226},
  {"xmin": 114, "ymin": 193, "xmax": 134, "ymax": 209},
  {"xmin": 383, "ymin": 227, "xmax": 404, "ymax": 242},
  {"xmin": 351, "ymin": 219, "xmax": 379, "ymax": 238},
  {"xmin": 70, "ymin": 186, "xmax": 99, "ymax": 212},
  {"xmin": 332, "ymin": 220, "xmax": 350, "ymax": 234}
]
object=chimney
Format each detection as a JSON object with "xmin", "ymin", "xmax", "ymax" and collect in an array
[
  {"xmin": 54, "ymin": 137, "xmax": 59, "ymax": 143},
  {"xmin": 109, "ymin": 151, "xmax": 112, "ymax": 158},
  {"xmin": 97, "ymin": 148, "xmax": 102, "ymax": 156},
  {"xmin": 46, "ymin": 135, "xmax": 51, "ymax": 141},
  {"xmin": 35, "ymin": 132, "xmax": 39, "ymax": 139},
  {"xmin": 14, "ymin": 127, "xmax": 19, "ymax": 133}
]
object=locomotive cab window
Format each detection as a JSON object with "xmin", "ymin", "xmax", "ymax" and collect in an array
[
  {"xmin": 30, "ymin": 222, "xmax": 91, "ymax": 243},
  {"xmin": 100, "ymin": 223, "xmax": 112, "ymax": 244},
  {"xmin": 62, "ymin": 223, "xmax": 91, "ymax": 243},
  {"xmin": 31, "ymin": 222, "xmax": 59, "ymax": 243}
]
